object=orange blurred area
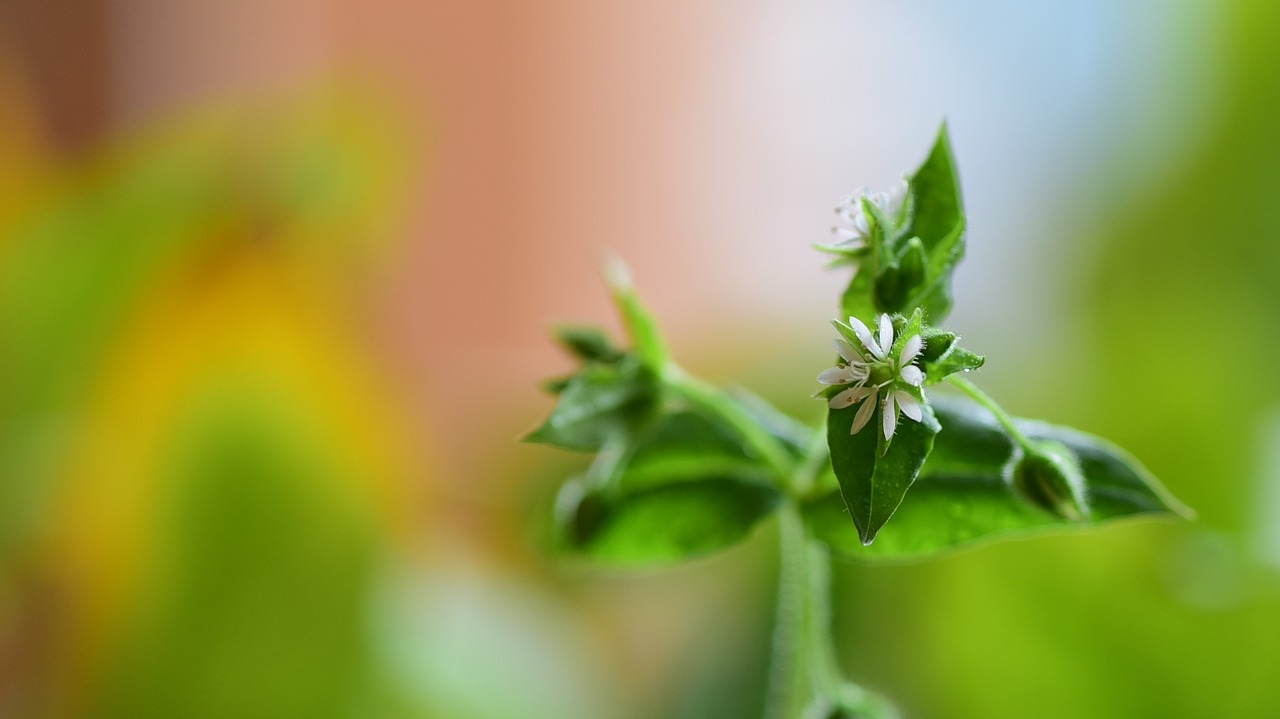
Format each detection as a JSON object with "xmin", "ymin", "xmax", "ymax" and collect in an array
[{"xmin": 1, "ymin": 1, "xmax": 1279, "ymax": 718}]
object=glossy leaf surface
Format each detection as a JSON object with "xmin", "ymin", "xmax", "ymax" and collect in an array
[
  {"xmin": 556, "ymin": 476, "xmax": 781, "ymax": 566},
  {"xmin": 807, "ymin": 395, "xmax": 1188, "ymax": 561}
]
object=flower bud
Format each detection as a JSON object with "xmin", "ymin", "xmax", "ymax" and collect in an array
[{"xmin": 1013, "ymin": 439, "xmax": 1090, "ymax": 521}]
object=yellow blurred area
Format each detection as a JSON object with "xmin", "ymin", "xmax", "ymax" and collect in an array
[{"xmin": 51, "ymin": 241, "xmax": 421, "ymax": 704}]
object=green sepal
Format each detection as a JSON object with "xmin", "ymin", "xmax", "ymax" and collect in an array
[
  {"xmin": 921, "ymin": 343, "xmax": 984, "ymax": 385},
  {"xmin": 805, "ymin": 394, "xmax": 1190, "ymax": 561},
  {"xmin": 523, "ymin": 354, "xmax": 660, "ymax": 452},
  {"xmin": 918, "ymin": 328, "xmax": 957, "ymax": 363}
]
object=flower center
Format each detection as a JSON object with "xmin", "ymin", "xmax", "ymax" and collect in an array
[{"xmin": 866, "ymin": 360, "xmax": 896, "ymax": 387}]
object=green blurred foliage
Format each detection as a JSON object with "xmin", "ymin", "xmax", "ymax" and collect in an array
[{"xmin": 95, "ymin": 388, "xmax": 384, "ymax": 719}]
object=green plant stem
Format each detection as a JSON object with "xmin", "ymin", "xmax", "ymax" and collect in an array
[
  {"xmin": 802, "ymin": 531, "xmax": 842, "ymax": 700},
  {"xmin": 664, "ymin": 366, "xmax": 885, "ymax": 718},
  {"xmin": 764, "ymin": 503, "xmax": 843, "ymax": 719},
  {"xmin": 794, "ymin": 416, "xmax": 830, "ymax": 497},
  {"xmin": 664, "ymin": 364, "xmax": 797, "ymax": 486},
  {"xmin": 947, "ymin": 375, "xmax": 1032, "ymax": 447}
]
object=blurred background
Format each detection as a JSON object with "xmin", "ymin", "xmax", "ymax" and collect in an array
[{"xmin": 0, "ymin": 0, "xmax": 1277, "ymax": 717}]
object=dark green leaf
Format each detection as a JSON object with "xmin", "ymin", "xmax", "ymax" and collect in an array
[
  {"xmin": 620, "ymin": 409, "xmax": 775, "ymax": 491},
  {"xmin": 898, "ymin": 237, "xmax": 927, "ymax": 293},
  {"xmin": 899, "ymin": 124, "xmax": 966, "ymax": 322},
  {"xmin": 906, "ymin": 123, "xmax": 963, "ymax": 255},
  {"xmin": 555, "ymin": 476, "xmax": 781, "ymax": 565},
  {"xmin": 551, "ymin": 325, "xmax": 623, "ymax": 363},
  {"xmin": 524, "ymin": 355, "xmax": 660, "ymax": 452},
  {"xmin": 905, "ymin": 220, "xmax": 965, "ymax": 322},
  {"xmin": 827, "ymin": 393, "xmax": 941, "ymax": 545},
  {"xmin": 807, "ymin": 394, "xmax": 1189, "ymax": 561}
]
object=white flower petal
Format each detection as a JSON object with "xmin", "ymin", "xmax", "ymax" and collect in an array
[
  {"xmin": 828, "ymin": 386, "xmax": 872, "ymax": 409},
  {"xmin": 899, "ymin": 365, "xmax": 924, "ymax": 387},
  {"xmin": 833, "ymin": 339, "xmax": 862, "ymax": 364},
  {"xmin": 850, "ymin": 393, "xmax": 877, "ymax": 435},
  {"xmin": 877, "ymin": 314, "xmax": 894, "ymax": 357},
  {"xmin": 899, "ymin": 335, "xmax": 923, "ymax": 367},
  {"xmin": 847, "ymin": 317, "xmax": 883, "ymax": 359},
  {"xmin": 882, "ymin": 392, "xmax": 898, "ymax": 440},
  {"xmin": 896, "ymin": 391, "xmax": 923, "ymax": 422},
  {"xmin": 817, "ymin": 366, "xmax": 854, "ymax": 385}
]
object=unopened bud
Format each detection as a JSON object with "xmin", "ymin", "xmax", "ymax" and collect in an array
[{"xmin": 1013, "ymin": 440, "xmax": 1090, "ymax": 521}]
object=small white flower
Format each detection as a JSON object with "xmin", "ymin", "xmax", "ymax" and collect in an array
[
  {"xmin": 819, "ymin": 313, "xmax": 926, "ymax": 439},
  {"xmin": 830, "ymin": 178, "xmax": 909, "ymax": 250}
]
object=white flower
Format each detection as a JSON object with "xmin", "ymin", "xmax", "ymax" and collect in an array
[
  {"xmin": 819, "ymin": 313, "xmax": 926, "ymax": 439},
  {"xmin": 830, "ymin": 178, "xmax": 909, "ymax": 250}
]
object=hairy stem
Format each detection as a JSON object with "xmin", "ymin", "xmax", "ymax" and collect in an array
[
  {"xmin": 764, "ymin": 502, "xmax": 847, "ymax": 719},
  {"xmin": 763, "ymin": 504, "xmax": 813, "ymax": 719},
  {"xmin": 947, "ymin": 375, "xmax": 1032, "ymax": 447}
]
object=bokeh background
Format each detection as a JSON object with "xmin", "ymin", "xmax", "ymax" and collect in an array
[{"xmin": 0, "ymin": 0, "xmax": 1278, "ymax": 717}]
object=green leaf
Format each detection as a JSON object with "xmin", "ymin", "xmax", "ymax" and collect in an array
[
  {"xmin": 904, "ymin": 220, "xmax": 965, "ymax": 322},
  {"xmin": 551, "ymin": 325, "xmax": 623, "ymax": 363},
  {"xmin": 899, "ymin": 122, "xmax": 966, "ymax": 322},
  {"xmin": 839, "ymin": 265, "xmax": 879, "ymax": 327},
  {"xmin": 897, "ymin": 237, "xmax": 927, "ymax": 296},
  {"xmin": 524, "ymin": 355, "xmax": 660, "ymax": 452},
  {"xmin": 827, "ymin": 387, "xmax": 941, "ymax": 545},
  {"xmin": 555, "ymin": 476, "xmax": 781, "ymax": 566},
  {"xmin": 620, "ymin": 409, "xmax": 776, "ymax": 491},
  {"xmin": 806, "ymin": 395, "xmax": 1189, "ymax": 561},
  {"xmin": 907, "ymin": 123, "xmax": 964, "ymax": 257}
]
